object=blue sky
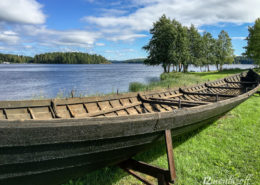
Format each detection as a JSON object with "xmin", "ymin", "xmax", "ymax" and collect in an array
[{"xmin": 0, "ymin": 0, "xmax": 259, "ymax": 60}]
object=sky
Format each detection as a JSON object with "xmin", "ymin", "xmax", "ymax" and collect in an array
[{"xmin": 0, "ymin": 0, "xmax": 259, "ymax": 60}]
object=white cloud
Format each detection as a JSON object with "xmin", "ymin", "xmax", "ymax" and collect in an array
[
  {"xmin": 232, "ymin": 37, "xmax": 246, "ymax": 40},
  {"xmin": 96, "ymin": 42, "xmax": 105, "ymax": 46},
  {"xmin": 99, "ymin": 8, "xmax": 128, "ymax": 16},
  {"xmin": 57, "ymin": 30, "xmax": 100, "ymax": 46},
  {"xmin": 0, "ymin": 46, "xmax": 6, "ymax": 50},
  {"xmin": 108, "ymin": 33, "xmax": 147, "ymax": 42},
  {"xmin": 3, "ymin": 30, "xmax": 17, "ymax": 35},
  {"xmin": 83, "ymin": 0, "xmax": 260, "ymax": 32},
  {"xmin": 24, "ymin": 45, "xmax": 33, "ymax": 49},
  {"xmin": 0, "ymin": 0, "xmax": 46, "ymax": 24},
  {"xmin": 14, "ymin": 25, "xmax": 101, "ymax": 48},
  {"xmin": 104, "ymin": 50, "xmax": 114, "ymax": 53},
  {"xmin": 105, "ymin": 48, "xmax": 135, "ymax": 53},
  {"xmin": 0, "ymin": 30, "xmax": 19, "ymax": 44},
  {"xmin": 104, "ymin": 48, "xmax": 136, "ymax": 58}
]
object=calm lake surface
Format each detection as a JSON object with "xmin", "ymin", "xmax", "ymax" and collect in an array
[{"xmin": 0, "ymin": 64, "xmax": 255, "ymax": 100}]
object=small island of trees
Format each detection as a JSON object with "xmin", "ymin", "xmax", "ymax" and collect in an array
[
  {"xmin": 0, "ymin": 52, "xmax": 110, "ymax": 64},
  {"xmin": 0, "ymin": 53, "xmax": 33, "ymax": 64}
]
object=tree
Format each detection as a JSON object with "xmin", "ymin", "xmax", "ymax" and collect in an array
[
  {"xmin": 186, "ymin": 24, "xmax": 202, "ymax": 72},
  {"xmin": 244, "ymin": 18, "xmax": 260, "ymax": 66},
  {"xmin": 143, "ymin": 15, "xmax": 234, "ymax": 73},
  {"xmin": 175, "ymin": 25, "xmax": 190, "ymax": 72},
  {"xmin": 143, "ymin": 15, "xmax": 178, "ymax": 73},
  {"xmin": 215, "ymin": 30, "xmax": 234, "ymax": 71},
  {"xmin": 201, "ymin": 32, "xmax": 217, "ymax": 71}
]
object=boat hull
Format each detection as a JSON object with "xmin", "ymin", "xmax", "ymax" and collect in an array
[
  {"xmin": 1, "ymin": 115, "xmax": 225, "ymax": 185},
  {"xmin": 0, "ymin": 93, "xmax": 253, "ymax": 185},
  {"xmin": 0, "ymin": 70, "xmax": 259, "ymax": 185}
]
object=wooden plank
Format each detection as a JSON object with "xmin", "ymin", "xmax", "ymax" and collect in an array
[
  {"xmin": 84, "ymin": 103, "xmax": 100, "ymax": 113},
  {"xmin": 126, "ymin": 107, "xmax": 139, "ymax": 115},
  {"xmin": 66, "ymin": 105, "xmax": 75, "ymax": 118},
  {"xmin": 110, "ymin": 100, "xmax": 122, "ymax": 108},
  {"xmin": 164, "ymin": 130, "xmax": 176, "ymax": 182},
  {"xmin": 142, "ymin": 103, "xmax": 154, "ymax": 113},
  {"xmin": 166, "ymin": 93, "xmax": 183, "ymax": 98},
  {"xmin": 8, "ymin": 113, "xmax": 31, "ymax": 120},
  {"xmin": 138, "ymin": 94, "xmax": 207, "ymax": 107},
  {"xmin": 34, "ymin": 112, "xmax": 53, "ymax": 120},
  {"xmin": 119, "ymin": 159, "xmax": 171, "ymax": 182},
  {"xmin": 116, "ymin": 110, "xmax": 128, "ymax": 116},
  {"xmin": 84, "ymin": 102, "xmax": 141, "ymax": 117},
  {"xmin": 5, "ymin": 108, "xmax": 28, "ymax": 114},
  {"xmin": 149, "ymin": 97, "xmax": 210, "ymax": 105},
  {"xmin": 3, "ymin": 109, "xmax": 8, "ymax": 119},
  {"xmin": 224, "ymin": 78, "xmax": 258, "ymax": 84},
  {"xmin": 56, "ymin": 105, "xmax": 70, "ymax": 118},
  {"xmin": 51, "ymin": 100, "xmax": 62, "ymax": 118},
  {"xmin": 179, "ymin": 88, "xmax": 236, "ymax": 98},
  {"xmin": 69, "ymin": 104, "xmax": 86, "ymax": 113},
  {"xmin": 31, "ymin": 107, "xmax": 49, "ymax": 113},
  {"xmin": 134, "ymin": 105, "xmax": 143, "ymax": 114},
  {"xmin": 28, "ymin": 108, "xmax": 35, "ymax": 119},
  {"xmin": 205, "ymin": 83, "xmax": 244, "ymax": 90},
  {"xmin": 0, "ymin": 109, "xmax": 6, "ymax": 119}
]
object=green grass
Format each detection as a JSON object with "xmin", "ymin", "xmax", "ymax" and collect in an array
[
  {"xmin": 129, "ymin": 72, "xmax": 205, "ymax": 92},
  {"xmin": 190, "ymin": 68, "xmax": 247, "ymax": 81},
  {"xmin": 129, "ymin": 69, "xmax": 247, "ymax": 92},
  {"xmin": 64, "ymin": 69, "xmax": 260, "ymax": 185}
]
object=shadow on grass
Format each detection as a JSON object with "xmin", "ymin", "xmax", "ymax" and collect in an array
[{"xmin": 64, "ymin": 118, "xmax": 219, "ymax": 185}]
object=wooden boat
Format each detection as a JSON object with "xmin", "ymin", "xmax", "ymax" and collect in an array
[{"xmin": 0, "ymin": 69, "xmax": 259, "ymax": 185}]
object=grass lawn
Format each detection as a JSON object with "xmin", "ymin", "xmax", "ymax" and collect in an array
[{"xmin": 64, "ymin": 69, "xmax": 260, "ymax": 185}]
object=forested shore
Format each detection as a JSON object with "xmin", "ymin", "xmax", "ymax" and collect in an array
[{"xmin": 0, "ymin": 52, "xmax": 110, "ymax": 64}]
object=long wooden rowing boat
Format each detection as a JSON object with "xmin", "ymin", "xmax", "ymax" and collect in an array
[{"xmin": 0, "ymin": 69, "xmax": 259, "ymax": 185}]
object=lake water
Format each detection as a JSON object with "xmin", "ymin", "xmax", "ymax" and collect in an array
[{"xmin": 0, "ymin": 63, "xmax": 255, "ymax": 100}]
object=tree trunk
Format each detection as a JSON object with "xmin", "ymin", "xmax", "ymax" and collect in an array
[
  {"xmin": 207, "ymin": 65, "xmax": 210, "ymax": 72},
  {"xmin": 172, "ymin": 64, "xmax": 176, "ymax": 72},
  {"xmin": 178, "ymin": 63, "xmax": 181, "ymax": 72},
  {"xmin": 163, "ymin": 65, "xmax": 167, "ymax": 73},
  {"xmin": 167, "ymin": 64, "xmax": 171, "ymax": 73},
  {"xmin": 183, "ymin": 65, "xmax": 188, "ymax": 73},
  {"xmin": 220, "ymin": 64, "xmax": 223, "ymax": 71},
  {"xmin": 216, "ymin": 64, "xmax": 219, "ymax": 71}
]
